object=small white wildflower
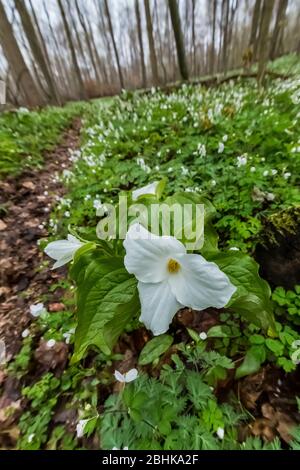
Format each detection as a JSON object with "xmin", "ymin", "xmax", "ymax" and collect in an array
[
  {"xmin": 218, "ymin": 142, "xmax": 224, "ymax": 153},
  {"xmin": 46, "ymin": 339, "xmax": 56, "ymax": 349},
  {"xmin": 199, "ymin": 332, "xmax": 207, "ymax": 340},
  {"xmin": 114, "ymin": 368, "xmax": 138, "ymax": 383},
  {"xmin": 283, "ymin": 172, "xmax": 291, "ymax": 179},
  {"xmin": 222, "ymin": 135, "xmax": 228, "ymax": 142},
  {"xmin": 211, "ymin": 179, "xmax": 216, "ymax": 187},
  {"xmin": 266, "ymin": 192, "xmax": 275, "ymax": 201},
  {"xmin": 27, "ymin": 433, "xmax": 35, "ymax": 443},
  {"xmin": 250, "ymin": 166, "xmax": 256, "ymax": 173},
  {"xmin": 22, "ymin": 329, "xmax": 30, "ymax": 338},
  {"xmin": 236, "ymin": 155, "xmax": 247, "ymax": 167},
  {"xmin": 263, "ymin": 170, "xmax": 269, "ymax": 177},
  {"xmin": 30, "ymin": 303, "xmax": 45, "ymax": 318},
  {"xmin": 76, "ymin": 419, "xmax": 89, "ymax": 438},
  {"xmin": 271, "ymin": 169, "xmax": 277, "ymax": 175},
  {"xmin": 229, "ymin": 246, "xmax": 239, "ymax": 251},
  {"xmin": 217, "ymin": 427, "xmax": 224, "ymax": 440}
]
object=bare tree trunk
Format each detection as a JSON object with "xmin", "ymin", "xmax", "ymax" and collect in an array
[
  {"xmin": 42, "ymin": 0, "xmax": 73, "ymax": 96},
  {"xmin": 57, "ymin": 0, "xmax": 87, "ymax": 99},
  {"xmin": 144, "ymin": 0, "xmax": 159, "ymax": 85},
  {"xmin": 103, "ymin": 0, "xmax": 124, "ymax": 89},
  {"xmin": 15, "ymin": 0, "xmax": 60, "ymax": 104},
  {"xmin": 222, "ymin": 0, "xmax": 230, "ymax": 75},
  {"xmin": 154, "ymin": 0, "xmax": 168, "ymax": 83},
  {"xmin": 135, "ymin": 0, "xmax": 147, "ymax": 88},
  {"xmin": 270, "ymin": 0, "xmax": 288, "ymax": 60},
  {"xmin": 67, "ymin": 4, "xmax": 91, "ymax": 82},
  {"xmin": 250, "ymin": 0, "xmax": 262, "ymax": 60},
  {"xmin": 168, "ymin": 0, "xmax": 189, "ymax": 80},
  {"xmin": 0, "ymin": 0, "xmax": 43, "ymax": 106},
  {"xmin": 191, "ymin": 0, "xmax": 196, "ymax": 75},
  {"xmin": 209, "ymin": 0, "xmax": 217, "ymax": 74},
  {"xmin": 74, "ymin": 0, "xmax": 101, "ymax": 83},
  {"xmin": 257, "ymin": 0, "xmax": 275, "ymax": 86}
]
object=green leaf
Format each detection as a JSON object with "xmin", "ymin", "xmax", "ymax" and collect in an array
[
  {"xmin": 208, "ymin": 251, "xmax": 275, "ymax": 331},
  {"xmin": 207, "ymin": 325, "xmax": 232, "ymax": 338},
  {"xmin": 235, "ymin": 345, "xmax": 266, "ymax": 379},
  {"xmin": 265, "ymin": 338, "xmax": 285, "ymax": 356},
  {"xmin": 71, "ymin": 253, "xmax": 139, "ymax": 361},
  {"xmin": 138, "ymin": 335, "xmax": 173, "ymax": 365}
]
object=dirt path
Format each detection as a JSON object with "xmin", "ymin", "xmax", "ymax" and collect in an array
[{"xmin": 0, "ymin": 118, "xmax": 81, "ymax": 360}]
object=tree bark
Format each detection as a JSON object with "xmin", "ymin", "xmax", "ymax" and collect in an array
[
  {"xmin": 222, "ymin": 0, "xmax": 230, "ymax": 75},
  {"xmin": 270, "ymin": 0, "xmax": 288, "ymax": 60},
  {"xmin": 249, "ymin": 0, "xmax": 262, "ymax": 60},
  {"xmin": 57, "ymin": 0, "xmax": 87, "ymax": 99},
  {"xmin": 257, "ymin": 0, "xmax": 275, "ymax": 86},
  {"xmin": 103, "ymin": 0, "xmax": 124, "ymax": 89},
  {"xmin": 74, "ymin": 0, "xmax": 101, "ymax": 83},
  {"xmin": 168, "ymin": 0, "xmax": 189, "ymax": 80},
  {"xmin": 144, "ymin": 0, "xmax": 159, "ymax": 85},
  {"xmin": 135, "ymin": 0, "xmax": 147, "ymax": 88},
  {"xmin": 209, "ymin": 0, "xmax": 217, "ymax": 74},
  {"xmin": 0, "ymin": 0, "xmax": 44, "ymax": 106},
  {"xmin": 14, "ymin": 0, "xmax": 60, "ymax": 104}
]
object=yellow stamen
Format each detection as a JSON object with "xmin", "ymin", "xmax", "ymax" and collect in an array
[{"xmin": 167, "ymin": 258, "xmax": 180, "ymax": 274}]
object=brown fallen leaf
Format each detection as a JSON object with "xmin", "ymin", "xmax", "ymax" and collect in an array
[
  {"xmin": 22, "ymin": 181, "xmax": 35, "ymax": 190},
  {"xmin": 48, "ymin": 302, "xmax": 66, "ymax": 312},
  {"xmin": 0, "ymin": 220, "xmax": 7, "ymax": 231},
  {"xmin": 35, "ymin": 340, "xmax": 69, "ymax": 372}
]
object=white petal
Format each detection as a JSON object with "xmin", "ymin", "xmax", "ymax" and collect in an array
[
  {"xmin": 124, "ymin": 368, "xmax": 138, "ymax": 382},
  {"xmin": 169, "ymin": 254, "xmax": 236, "ymax": 310},
  {"xmin": 138, "ymin": 280, "xmax": 183, "ymax": 335},
  {"xmin": 52, "ymin": 253, "xmax": 74, "ymax": 269},
  {"xmin": 124, "ymin": 223, "xmax": 186, "ymax": 283},
  {"xmin": 132, "ymin": 181, "xmax": 158, "ymax": 201},
  {"xmin": 114, "ymin": 370, "xmax": 125, "ymax": 383}
]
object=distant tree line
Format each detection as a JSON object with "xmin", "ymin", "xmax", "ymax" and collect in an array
[{"xmin": 0, "ymin": 0, "xmax": 299, "ymax": 106}]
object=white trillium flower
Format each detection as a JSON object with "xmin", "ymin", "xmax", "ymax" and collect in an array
[
  {"xmin": 218, "ymin": 142, "xmax": 224, "ymax": 153},
  {"xmin": 217, "ymin": 427, "xmax": 224, "ymax": 440},
  {"xmin": 199, "ymin": 332, "xmax": 207, "ymax": 341},
  {"xmin": 44, "ymin": 234, "xmax": 83, "ymax": 269},
  {"xmin": 132, "ymin": 182, "xmax": 159, "ymax": 201},
  {"xmin": 30, "ymin": 303, "xmax": 45, "ymax": 318},
  {"xmin": 124, "ymin": 224, "xmax": 236, "ymax": 336},
  {"xmin": 114, "ymin": 368, "xmax": 138, "ymax": 383},
  {"xmin": 284, "ymin": 172, "xmax": 291, "ymax": 179},
  {"xmin": 236, "ymin": 155, "xmax": 247, "ymax": 167},
  {"xmin": 76, "ymin": 419, "xmax": 89, "ymax": 438}
]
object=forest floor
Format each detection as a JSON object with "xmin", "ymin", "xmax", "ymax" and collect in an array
[{"xmin": 1, "ymin": 55, "xmax": 300, "ymax": 450}]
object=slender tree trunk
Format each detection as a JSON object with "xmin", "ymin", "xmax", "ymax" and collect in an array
[
  {"xmin": 257, "ymin": 0, "xmax": 275, "ymax": 86},
  {"xmin": 103, "ymin": 0, "xmax": 124, "ymax": 89},
  {"xmin": 168, "ymin": 0, "xmax": 189, "ymax": 80},
  {"xmin": 67, "ymin": 4, "xmax": 91, "ymax": 82},
  {"xmin": 270, "ymin": 0, "xmax": 288, "ymax": 60},
  {"xmin": 135, "ymin": 0, "xmax": 147, "ymax": 88},
  {"xmin": 210, "ymin": 0, "xmax": 217, "ymax": 74},
  {"xmin": 57, "ymin": 0, "xmax": 87, "ymax": 99},
  {"xmin": 15, "ymin": 0, "xmax": 60, "ymax": 104},
  {"xmin": 0, "ymin": 0, "xmax": 43, "ymax": 106},
  {"xmin": 191, "ymin": 0, "xmax": 196, "ymax": 75},
  {"xmin": 144, "ymin": 0, "xmax": 159, "ymax": 85},
  {"xmin": 74, "ymin": 0, "xmax": 101, "ymax": 83},
  {"xmin": 250, "ymin": 0, "xmax": 262, "ymax": 60},
  {"xmin": 154, "ymin": 0, "xmax": 167, "ymax": 83},
  {"xmin": 222, "ymin": 0, "xmax": 230, "ymax": 75}
]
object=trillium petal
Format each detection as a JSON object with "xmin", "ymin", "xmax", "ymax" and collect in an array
[
  {"xmin": 169, "ymin": 254, "xmax": 236, "ymax": 310},
  {"xmin": 124, "ymin": 223, "xmax": 186, "ymax": 283},
  {"xmin": 124, "ymin": 368, "xmax": 138, "ymax": 382},
  {"xmin": 132, "ymin": 181, "xmax": 158, "ymax": 201},
  {"xmin": 44, "ymin": 235, "xmax": 83, "ymax": 269},
  {"xmin": 114, "ymin": 370, "xmax": 125, "ymax": 382},
  {"xmin": 138, "ymin": 280, "xmax": 183, "ymax": 335}
]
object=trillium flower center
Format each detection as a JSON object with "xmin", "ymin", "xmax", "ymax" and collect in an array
[{"xmin": 167, "ymin": 258, "xmax": 181, "ymax": 274}]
